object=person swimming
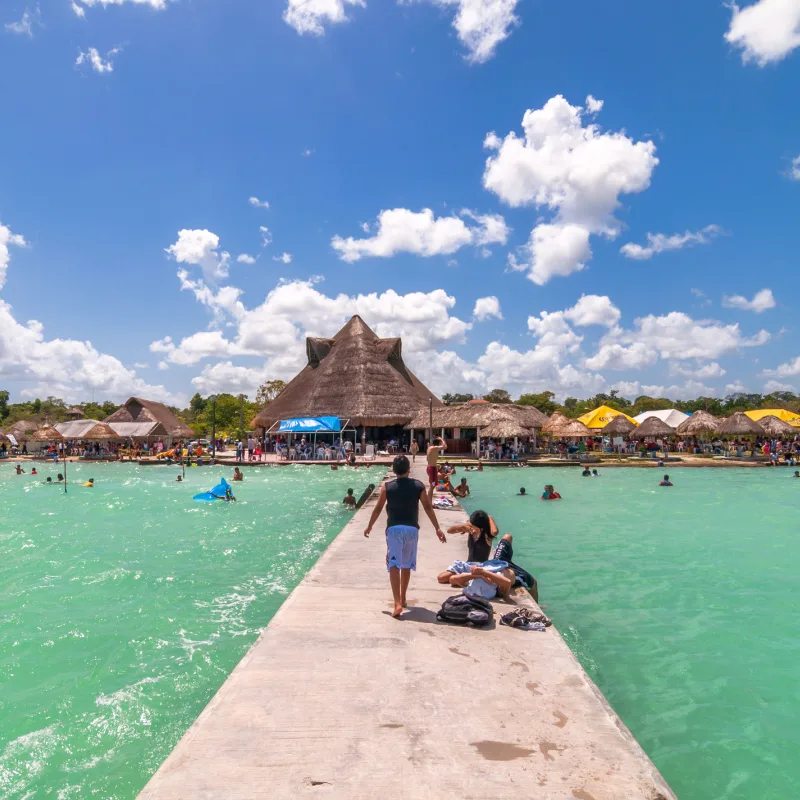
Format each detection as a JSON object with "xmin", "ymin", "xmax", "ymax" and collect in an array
[
  {"xmin": 518, "ymin": 487, "xmax": 527, "ymax": 496},
  {"xmin": 659, "ymin": 474, "xmax": 673, "ymax": 487},
  {"xmin": 233, "ymin": 467, "xmax": 243, "ymax": 482},
  {"xmin": 176, "ymin": 474, "xmax": 183, "ymax": 482},
  {"xmin": 542, "ymin": 484, "xmax": 561, "ymax": 500},
  {"xmin": 56, "ymin": 473, "xmax": 64, "ymax": 483},
  {"xmin": 82, "ymin": 478, "xmax": 94, "ymax": 487},
  {"xmin": 31, "ymin": 468, "xmax": 37, "ymax": 475},
  {"xmin": 592, "ymin": 469, "xmax": 599, "ymax": 476},
  {"xmin": 15, "ymin": 464, "xmax": 25, "ymax": 475},
  {"xmin": 581, "ymin": 467, "xmax": 591, "ymax": 477},
  {"xmin": 794, "ymin": 471, "xmax": 799, "ymax": 478},
  {"xmin": 45, "ymin": 476, "xmax": 53, "ymax": 484},
  {"xmin": 343, "ymin": 488, "xmax": 356, "ymax": 508},
  {"xmin": 224, "ymin": 487, "xmax": 236, "ymax": 502}
]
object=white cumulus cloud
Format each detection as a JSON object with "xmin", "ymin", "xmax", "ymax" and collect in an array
[
  {"xmin": 722, "ymin": 288, "xmax": 776, "ymax": 313},
  {"xmin": 620, "ymin": 224, "xmax": 723, "ymax": 260},
  {"xmin": 791, "ymin": 155, "xmax": 800, "ymax": 180},
  {"xmin": 0, "ymin": 222, "xmax": 28, "ymax": 289},
  {"xmin": 249, "ymin": 196, "xmax": 270, "ymax": 209},
  {"xmin": 73, "ymin": 0, "xmax": 170, "ymax": 10},
  {"xmin": 237, "ymin": 254, "xmax": 256, "ymax": 265},
  {"xmin": 764, "ymin": 355, "xmax": 800, "ymax": 378},
  {"xmin": 165, "ymin": 229, "xmax": 231, "ymax": 282},
  {"xmin": 5, "ymin": 7, "xmax": 40, "ymax": 36},
  {"xmin": 563, "ymin": 294, "xmax": 621, "ymax": 327},
  {"xmin": 76, "ymin": 46, "xmax": 120, "ymax": 74},
  {"xmin": 725, "ymin": 0, "xmax": 800, "ymax": 66},
  {"xmin": 331, "ymin": 207, "xmax": 508, "ymax": 262},
  {"xmin": 473, "ymin": 296, "xmax": 502, "ymax": 321},
  {"xmin": 71, "ymin": 1, "xmax": 86, "ymax": 17},
  {"xmin": 484, "ymin": 94, "xmax": 658, "ymax": 284},
  {"xmin": 273, "ymin": 252, "xmax": 293, "ymax": 264},
  {"xmin": 283, "ymin": 0, "xmax": 365, "ymax": 35}
]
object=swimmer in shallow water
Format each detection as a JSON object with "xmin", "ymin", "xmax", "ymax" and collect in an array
[
  {"xmin": 659, "ymin": 474, "xmax": 673, "ymax": 487},
  {"xmin": 581, "ymin": 467, "xmax": 591, "ymax": 477},
  {"xmin": 176, "ymin": 474, "xmax": 183, "ymax": 482},
  {"xmin": 541, "ymin": 485, "xmax": 561, "ymax": 500},
  {"xmin": 15, "ymin": 464, "xmax": 25, "ymax": 474},
  {"xmin": 233, "ymin": 467, "xmax": 243, "ymax": 482},
  {"xmin": 517, "ymin": 487, "xmax": 527, "ymax": 496},
  {"xmin": 82, "ymin": 478, "xmax": 94, "ymax": 487},
  {"xmin": 343, "ymin": 488, "xmax": 356, "ymax": 508},
  {"xmin": 31, "ymin": 468, "xmax": 37, "ymax": 475},
  {"xmin": 56, "ymin": 473, "xmax": 64, "ymax": 483}
]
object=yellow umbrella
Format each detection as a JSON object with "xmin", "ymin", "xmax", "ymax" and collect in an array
[
  {"xmin": 744, "ymin": 409, "xmax": 800, "ymax": 428},
  {"xmin": 577, "ymin": 405, "xmax": 638, "ymax": 430}
]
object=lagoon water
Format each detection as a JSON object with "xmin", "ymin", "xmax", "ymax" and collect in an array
[
  {"xmin": 0, "ymin": 462, "xmax": 385, "ymax": 799},
  {"xmin": 462, "ymin": 466, "xmax": 800, "ymax": 800}
]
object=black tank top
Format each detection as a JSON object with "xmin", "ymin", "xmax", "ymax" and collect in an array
[
  {"xmin": 385, "ymin": 477, "xmax": 425, "ymax": 529},
  {"xmin": 467, "ymin": 530, "xmax": 493, "ymax": 563}
]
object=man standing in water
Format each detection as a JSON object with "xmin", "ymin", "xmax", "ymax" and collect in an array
[
  {"xmin": 425, "ymin": 436, "xmax": 447, "ymax": 502},
  {"xmin": 364, "ymin": 455, "xmax": 447, "ymax": 618}
]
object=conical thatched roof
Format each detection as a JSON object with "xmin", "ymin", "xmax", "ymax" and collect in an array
[
  {"xmin": 631, "ymin": 416, "xmax": 675, "ymax": 439},
  {"xmin": 253, "ymin": 316, "xmax": 441, "ymax": 430},
  {"xmin": 561, "ymin": 419, "xmax": 593, "ymax": 437},
  {"xmin": 604, "ymin": 415, "xmax": 637, "ymax": 435},
  {"xmin": 541, "ymin": 412, "xmax": 572, "ymax": 434},
  {"xmin": 756, "ymin": 414, "xmax": 797, "ymax": 437},
  {"xmin": 477, "ymin": 420, "xmax": 532, "ymax": 438},
  {"xmin": 9, "ymin": 419, "xmax": 38, "ymax": 440},
  {"xmin": 717, "ymin": 411, "xmax": 764, "ymax": 436},
  {"xmin": 676, "ymin": 410, "xmax": 722, "ymax": 436},
  {"xmin": 82, "ymin": 422, "xmax": 119, "ymax": 440},
  {"xmin": 30, "ymin": 426, "xmax": 64, "ymax": 441},
  {"xmin": 106, "ymin": 397, "xmax": 193, "ymax": 438},
  {"xmin": 0, "ymin": 429, "xmax": 10, "ymax": 443}
]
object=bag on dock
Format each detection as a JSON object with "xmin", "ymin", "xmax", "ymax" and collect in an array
[{"xmin": 436, "ymin": 594, "xmax": 493, "ymax": 627}]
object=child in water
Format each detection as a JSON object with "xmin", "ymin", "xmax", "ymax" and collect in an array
[
  {"xmin": 542, "ymin": 485, "xmax": 561, "ymax": 500},
  {"xmin": 176, "ymin": 474, "xmax": 183, "ymax": 482},
  {"xmin": 659, "ymin": 474, "xmax": 673, "ymax": 487},
  {"xmin": 343, "ymin": 488, "xmax": 357, "ymax": 508}
]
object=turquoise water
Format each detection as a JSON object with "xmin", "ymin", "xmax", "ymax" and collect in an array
[
  {"xmin": 0, "ymin": 462, "xmax": 384, "ymax": 799},
  {"xmin": 462, "ymin": 466, "xmax": 800, "ymax": 800}
]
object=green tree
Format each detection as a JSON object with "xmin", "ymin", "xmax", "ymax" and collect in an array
[
  {"xmin": 483, "ymin": 388, "xmax": 512, "ymax": 404},
  {"xmin": 32, "ymin": 398, "xmax": 42, "ymax": 414},
  {"xmin": 255, "ymin": 379, "xmax": 286, "ymax": 407},
  {"xmin": 630, "ymin": 395, "xmax": 673, "ymax": 416},
  {"xmin": 441, "ymin": 393, "xmax": 474, "ymax": 404},
  {"xmin": 0, "ymin": 390, "xmax": 8, "ymax": 422},
  {"xmin": 516, "ymin": 391, "xmax": 558, "ymax": 415}
]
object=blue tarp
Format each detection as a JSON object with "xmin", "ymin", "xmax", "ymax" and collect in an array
[
  {"xmin": 193, "ymin": 477, "xmax": 231, "ymax": 503},
  {"xmin": 277, "ymin": 416, "xmax": 342, "ymax": 433}
]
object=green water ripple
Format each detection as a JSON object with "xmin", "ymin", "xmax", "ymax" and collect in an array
[
  {"xmin": 0, "ymin": 462, "xmax": 383, "ymax": 799},
  {"xmin": 462, "ymin": 466, "xmax": 800, "ymax": 800}
]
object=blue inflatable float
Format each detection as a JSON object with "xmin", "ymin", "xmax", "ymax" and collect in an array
[{"xmin": 193, "ymin": 477, "xmax": 232, "ymax": 503}]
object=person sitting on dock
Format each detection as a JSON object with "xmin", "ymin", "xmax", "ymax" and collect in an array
[
  {"xmin": 451, "ymin": 478, "xmax": 470, "ymax": 498},
  {"xmin": 363, "ymin": 454, "xmax": 446, "ymax": 618},
  {"xmin": 446, "ymin": 509, "xmax": 497, "ymax": 562},
  {"xmin": 438, "ymin": 560, "xmax": 515, "ymax": 601},
  {"xmin": 233, "ymin": 467, "xmax": 243, "ymax": 482},
  {"xmin": 343, "ymin": 488, "xmax": 357, "ymax": 509},
  {"xmin": 659, "ymin": 475, "xmax": 673, "ymax": 487},
  {"xmin": 541, "ymin": 485, "xmax": 561, "ymax": 500}
]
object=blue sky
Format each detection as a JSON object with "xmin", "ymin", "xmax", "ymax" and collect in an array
[{"xmin": 1, "ymin": 0, "xmax": 799, "ymax": 406}]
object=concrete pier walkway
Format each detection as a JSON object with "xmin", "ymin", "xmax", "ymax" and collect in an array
[{"xmin": 139, "ymin": 463, "xmax": 675, "ymax": 800}]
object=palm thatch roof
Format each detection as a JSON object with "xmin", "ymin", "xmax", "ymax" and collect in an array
[
  {"xmin": 631, "ymin": 416, "xmax": 675, "ymax": 439},
  {"xmin": 541, "ymin": 412, "xmax": 572, "ymax": 435},
  {"xmin": 561, "ymin": 419, "xmax": 593, "ymax": 437},
  {"xmin": 675, "ymin": 410, "xmax": 723, "ymax": 436},
  {"xmin": 30, "ymin": 426, "xmax": 64, "ymax": 441},
  {"xmin": 82, "ymin": 422, "xmax": 119, "ymax": 440},
  {"xmin": 756, "ymin": 414, "xmax": 797, "ymax": 437},
  {"xmin": 717, "ymin": 412, "xmax": 764, "ymax": 436},
  {"xmin": 604, "ymin": 415, "xmax": 637, "ymax": 435},
  {"xmin": 475, "ymin": 420, "xmax": 534, "ymax": 438},
  {"xmin": 404, "ymin": 402, "xmax": 547, "ymax": 433},
  {"xmin": 106, "ymin": 397, "xmax": 193, "ymax": 438},
  {"xmin": 0, "ymin": 429, "xmax": 10, "ymax": 443},
  {"xmin": 253, "ymin": 316, "xmax": 441, "ymax": 429},
  {"xmin": 9, "ymin": 419, "xmax": 38, "ymax": 440}
]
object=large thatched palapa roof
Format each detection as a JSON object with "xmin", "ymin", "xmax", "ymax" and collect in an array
[
  {"xmin": 541, "ymin": 412, "xmax": 571, "ymax": 435},
  {"xmin": 717, "ymin": 412, "xmax": 764, "ymax": 436},
  {"xmin": 30, "ymin": 426, "xmax": 64, "ymax": 441},
  {"xmin": 631, "ymin": 416, "xmax": 675, "ymax": 439},
  {"xmin": 676, "ymin": 410, "xmax": 722, "ymax": 436},
  {"xmin": 0, "ymin": 428, "xmax": 10, "ymax": 443},
  {"xmin": 254, "ymin": 316, "xmax": 441, "ymax": 430},
  {"xmin": 106, "ymin": 397, "xmax": 193, "ymax": 438}
]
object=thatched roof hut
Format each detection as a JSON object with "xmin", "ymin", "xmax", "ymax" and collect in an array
[
  {"xmin": 477, "ymin": 420, "xmax": 533, "ymax": 438},
  {"xmin": 631, "ymin": 416, "xmax": 675, "ymax": 439},
  {"xmin": 66, "ymin": 406, "xmax": 84, "ymax": 419},
  {"xmin": 604, "ymin": 415, "xmax": 637, "ymax": 436},
  {"xmin": 676, "ymin": 410, "xmax": 722, "ymax": 436},
  {"xmin": 0, "ymin": 429, "xmax": 10, "ymax": 443},
  {"xmin": 756, "ymin": 415, "xmax": 797, "ymax": 437},
  {"xmin": 541, "ymin": 412, "xmax": 572, "ymax": 435},
  {"xmin": 253, "ymin": 316, "xmax": 441, "ymax": 430},
  {"xmin": 106, "ymin": 397, "xmax": 193, "ymax": 438},
  {"xmin": 717, "ymin": 412, "xmax": 764, "ymax": 437},
  {"xmin": 9, "ymin": 420, "xmax": 38, "ymax": 441},
  {"xmin": 404, "ymin": 402, "xmax": 547, "ymax": 434},
  {"xmin": 30, "ymin": 426, "xmax": 64, "ymax": 441},
  {"xmin": 82, "ymin": 422, "xmax": 119, "ymax": 440},
  {"xmin": 561, "ymin": 419, "xmax": 593, "ymax": 437}
]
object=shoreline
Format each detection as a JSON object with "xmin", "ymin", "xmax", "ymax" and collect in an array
[{"xmin": 138, "ymin": 461, "xmax": 676, "ymax": 800}]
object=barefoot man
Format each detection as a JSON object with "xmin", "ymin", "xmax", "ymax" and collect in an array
[
  {"xmin": 364, "ymin": 455, "xmax": 447, "ymax": 618},
  {"xmin": 426, "ymin": 436, "xmax": 447, "ymax": 502}
]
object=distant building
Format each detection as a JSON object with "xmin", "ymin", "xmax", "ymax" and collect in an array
[
  {"xmin": 105, "ymin": 397, "xmax": 194, "ymax": 439},
  {"xmin": 65, "ymin": 406, "xmax": 84, "ymax": 419}
]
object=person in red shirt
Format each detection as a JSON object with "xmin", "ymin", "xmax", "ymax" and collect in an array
[{"xmin": 541, "ymin": 484, "xmax": 561, "ymax": 500}]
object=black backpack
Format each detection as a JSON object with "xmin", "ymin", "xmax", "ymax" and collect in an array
[{"xmin": 436, "ymin": 594, "xmax": 493, "ymax": 627}]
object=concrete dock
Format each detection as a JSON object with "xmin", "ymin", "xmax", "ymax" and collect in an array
[{"xmin": 139, "ymin": 463, "xmax": 675, "ymax": 800}]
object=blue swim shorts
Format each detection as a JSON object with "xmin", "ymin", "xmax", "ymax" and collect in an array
[{"xmin": 385, "ymin": 525, "xmax": 419, "ymax": 571}]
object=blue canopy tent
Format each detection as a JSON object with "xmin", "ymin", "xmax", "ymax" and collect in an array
[{"xmin": 268, "ymin": 417, "xmax": 356, "ymax": 460}]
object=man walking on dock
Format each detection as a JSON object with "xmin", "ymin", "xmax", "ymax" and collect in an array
[
  {"xmin": 425, "ymin": 436, "xmax": 447, "ymax": 502},
  {"xmin": 364, "ymin": 455, "xmax": 447, "ymax": 618}
]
